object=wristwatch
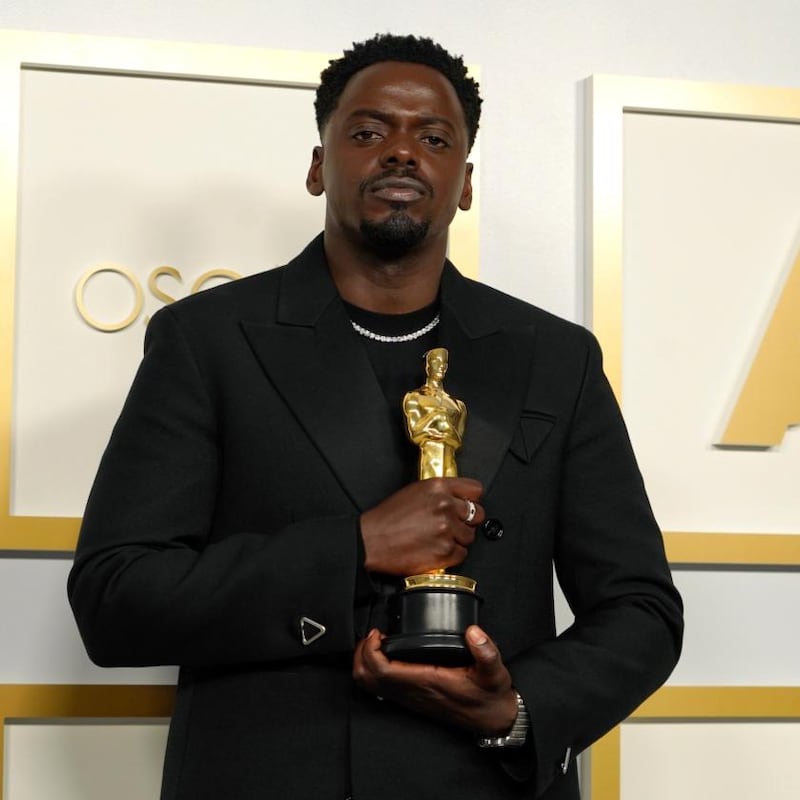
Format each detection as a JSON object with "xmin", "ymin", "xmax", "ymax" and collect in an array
[{"xmin": 477, "ymin": 690, "xmax": 529, "ymax": 748}]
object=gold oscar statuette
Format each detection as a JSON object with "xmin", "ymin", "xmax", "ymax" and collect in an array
[{"xmin": 381, "ymin": 347, "xmax": 482, "ymax": 666}]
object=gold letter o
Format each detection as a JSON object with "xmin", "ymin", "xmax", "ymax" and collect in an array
[{"xmin": 75, "ymin": 264, "xmax": 144, "ymax": 332}]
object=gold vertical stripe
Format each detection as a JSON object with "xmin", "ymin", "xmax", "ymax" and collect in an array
[
  {"xmin": 0, "ymin": 39, "xmax": 21, "ymax": 556},
  {"xmin": 590, "ymin": 727, "xmax": 621, "ymax": 800}
]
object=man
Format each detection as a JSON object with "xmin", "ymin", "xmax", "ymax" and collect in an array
[{"xmin": 69, "ymin": 34, "xmax": 683, "ymax": 800}]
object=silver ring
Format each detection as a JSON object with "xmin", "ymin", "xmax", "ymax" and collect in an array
[{"xmin": 465, "ymin": 499, "xmax": 477, "ymax": 523}]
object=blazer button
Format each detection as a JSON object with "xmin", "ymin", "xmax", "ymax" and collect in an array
[{"xmin": 481, "ymin": 518, "xmax": 504, "ymax": 540}]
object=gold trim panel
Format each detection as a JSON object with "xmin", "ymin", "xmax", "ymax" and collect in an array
[
  {"xmin": 633, "ymin": 686, "xmax": 800, "ymax": 718},
  {"xmin": 590, "ymin": 686, "xmax": 800, "ymax": 800},
  {"xmin": 0, "ymin": 683, "xmax": 174, "ymax": 798},
  {"xmin": 586, "ymin": 74, "xmax": 800, "ymax": 567},
  {"xmin": 664, "ymin": 532, "xmax": 800, "ymax": 566},
  {"xmin": 0, "ymin": 30, "xmax": 481, "ymax": 552}
]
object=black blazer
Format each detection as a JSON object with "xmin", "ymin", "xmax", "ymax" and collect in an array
[{"xmin": 69, "ymin": 235, "xmax": 682, "ymax": 800}]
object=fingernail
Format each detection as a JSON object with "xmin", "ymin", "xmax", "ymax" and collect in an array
[{"xmin": 467, "ymin": 626, "xmax": 488, "ymax": 646}]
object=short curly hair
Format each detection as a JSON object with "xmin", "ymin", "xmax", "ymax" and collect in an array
[{"xmin": 315, "ymin": 34, "xmax": 482, "ymax": 150}]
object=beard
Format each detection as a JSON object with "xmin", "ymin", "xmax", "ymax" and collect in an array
[{"xmin": 359, "ymin": 208, "xmax": 430, "ymax": 260}]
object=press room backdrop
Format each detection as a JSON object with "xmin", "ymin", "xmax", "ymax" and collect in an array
[{"xmin": 1, "ymin": 2, "xmax": 799, "ymax": 799}]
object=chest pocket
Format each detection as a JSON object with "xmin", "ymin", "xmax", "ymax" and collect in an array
[{"xmin": 508, "ymin": 411, "xmax": 555, "ymax": 463}]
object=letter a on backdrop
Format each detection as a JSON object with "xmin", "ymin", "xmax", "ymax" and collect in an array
[{"xmin": 718, "ymin": 248, "xmax": 800, "ymax": 447}]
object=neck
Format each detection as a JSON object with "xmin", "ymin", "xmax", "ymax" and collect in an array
[{"xmin": 323, "ymin": 229, "xmax": 446, "ymax": 314}]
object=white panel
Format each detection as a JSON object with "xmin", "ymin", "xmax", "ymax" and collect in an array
[
  {"xmin": 5, "ymin": 723, "xmax": 168, "ymax": 800},
  {"xmin": 0, "ymin": 559, "xmax": 177, "ymax": 684},
  {"xmin": 622, "ymin": 111, "xmax": 800, "ymax": 534},
  {"xmin": 7, "ymin": 561, "xmax": 778, "ymax": 688},
  {"xmin": 668, "ymin": 569, "xmax": 800, "ymax": 686},
  {"xmin": 12, "ymin": 67, "xmax": 323, "ymax": 519},
  {"xmin": 554, "ymin": 574, "xmax": 574, "ymax": 635},
  {"xmin": 621, "ymin": 721, "xmax": 800, "ymax": 800}
]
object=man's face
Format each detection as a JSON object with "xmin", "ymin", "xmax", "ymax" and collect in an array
[{"xmin": 307, "ymin": 61, "xmax": 473, "ymax": 259}]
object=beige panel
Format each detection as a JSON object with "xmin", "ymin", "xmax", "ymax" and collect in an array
[
  {"xmin": 621, "ymin": 722, "xmax": 800, "ymax": 800},
  {"xmin": 589, "ymin": 687, "xmax": 800, "ymax": 800},
  {"xmin": 12, "ymin": 67, "xmax": 321, "ymax": 521},
  {"xmin": 0, "ymin": 684, "xmax": 174, "ymax": 796},
  {"xmin": 622, "ymin": 111, "xmax": 800, "ymax": 536},
  {"xmin": 0, "ymin": 30, "xmax": 480, "ymax": 551},
  {"xmin": 587, "ymin": 74, "xmax": 800, "ymax": 565},
  {"xmin": 5, "ymin": 723, "xmax": 168, "ymax": 800}
]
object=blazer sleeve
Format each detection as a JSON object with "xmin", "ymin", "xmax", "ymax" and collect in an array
[
  {"xmin": 68, "ymin": 306, "xmax": 364, "ymax": 669},
  {"xmin": 507, "ymin": 332, "xmax": 683, "ymax": 795}
]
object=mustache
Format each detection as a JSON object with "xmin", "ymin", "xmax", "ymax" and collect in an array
[{"xmin": 359, "ymin": 169, "xmax": 433, "ymax": 197}]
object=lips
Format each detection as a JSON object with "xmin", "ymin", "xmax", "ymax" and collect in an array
[{"xmin": 367, "ymin": 175, "xmax": 429, "ymax": 203}]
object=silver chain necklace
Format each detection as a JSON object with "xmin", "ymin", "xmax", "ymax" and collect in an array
[{"xmin": 350, "ymin": 313, "xmax": 440, "ymax": 343}]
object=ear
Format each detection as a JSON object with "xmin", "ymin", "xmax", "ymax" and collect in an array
[
  {"xmin": 306, "ymin": 146, "xmax": 325, "ymax": 197},
  {"xmin": 458, "ymin": 162, "xmax": 473, "ymax": 211}
]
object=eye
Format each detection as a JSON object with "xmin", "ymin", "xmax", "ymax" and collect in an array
[
  {"xmin": 422, "ymin": 134, "xmax": 450, "ymax": 149},
  {"xmin": 353, "ymin": 129, "xmax": 382, "ymax": 142}
]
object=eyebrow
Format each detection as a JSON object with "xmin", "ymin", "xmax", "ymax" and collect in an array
[{"xmin": 345, "ymin": 108, "xmax": 457, "ymax": 132}]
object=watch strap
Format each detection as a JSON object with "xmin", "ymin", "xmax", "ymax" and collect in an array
[{"xmin": 477, "ymin": 690, "xmax": 529, "ymax": 748}]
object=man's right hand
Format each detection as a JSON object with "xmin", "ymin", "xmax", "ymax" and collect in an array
[{"xmin": 359, "ymin": 478, "xmax": 485, "ymax": 575}]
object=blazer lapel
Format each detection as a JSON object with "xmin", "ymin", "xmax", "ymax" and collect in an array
[
  {"xmin": 439, "ymin": 263, "xmax": 537, "ymax": 492},
  {"xmin": 241, "ymin": 238, "xmax": 405, "ymax": 511},
  {"xmin": 241, "ymin": 241, "xmax": 535, "ymax": 507}
]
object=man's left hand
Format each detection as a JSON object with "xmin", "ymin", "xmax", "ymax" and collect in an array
[{"xmin": 352, "ymin": 625, "xmax": 518, "ymax": 735}]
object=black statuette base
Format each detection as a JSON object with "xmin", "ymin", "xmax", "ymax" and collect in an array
[{"xmin": 382, "ymin": 587, "xmax": 482, "ymax": 667}]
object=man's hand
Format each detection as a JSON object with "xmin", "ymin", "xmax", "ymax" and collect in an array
[
  {"xmin": 352, "ymin": 625, "xmax": 518, "ymax": 736},
  {"xmin": 360, "ymin": 478, "xmax": 485, "ymax": 576}
]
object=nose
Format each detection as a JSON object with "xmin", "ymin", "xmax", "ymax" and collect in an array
[{"xmin": 380, "ymin": 132, "xmax": 418, "ymax": 169}]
